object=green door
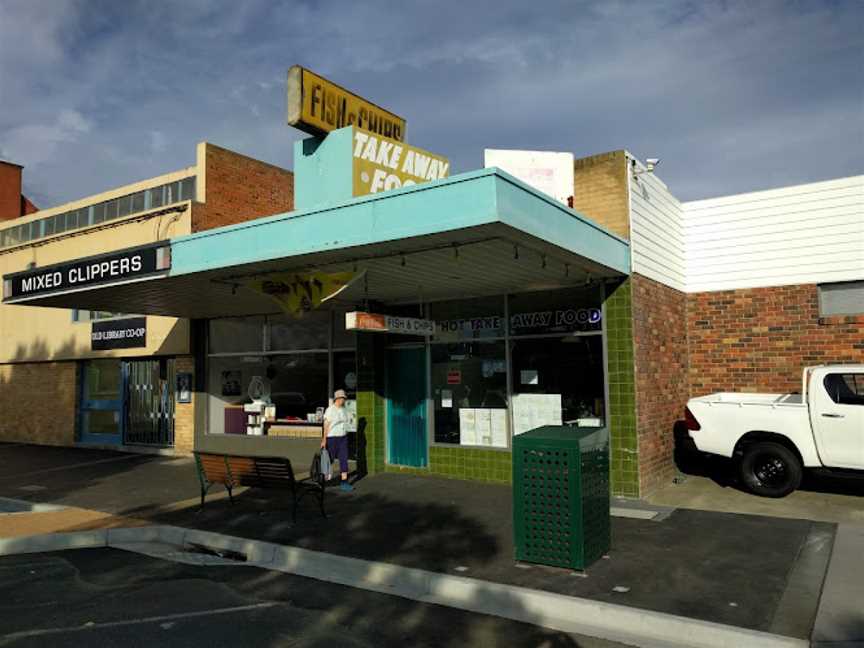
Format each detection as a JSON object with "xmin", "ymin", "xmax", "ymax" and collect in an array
[{"xmin": 387, "ymin": 347, "xmax": 428, "ymax": 467}]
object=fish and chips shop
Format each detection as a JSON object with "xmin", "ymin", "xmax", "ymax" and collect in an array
[{"xmin": 2, "ymin": 66, "xmax": 632, "ymax": 488}]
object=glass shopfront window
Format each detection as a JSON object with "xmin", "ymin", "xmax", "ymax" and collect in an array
[
  {"xmin": 510, "ymin": 335, "xmax": 605, "ymax": 433},
  {"xmin": 267, "ymin": 353, "xmax": 330, "ymax": 419},
  {"xmin": 432, "ymin": 341, "xmax": 507, "ymax": 446},
  {"xmin": 209, "ymin": 316, "xmax": 264, "ymax": 354},
  {"xmin": 269, "ymin": 311, "xmax": 330, "ymax": 350},
  {"xmin": 431, "ymin": 295, "xmax": 505, "ymax": 342},
  {"xmin": 428, "ymin": 287, "xmax": 605, "ymax": 449},
  {"xmin": 509, "ymin": 286, "xmax": 602, "ymax": 336},
  {"xmin": 206, "ymin": 311, "xmax": 354, "ymax": 436}
]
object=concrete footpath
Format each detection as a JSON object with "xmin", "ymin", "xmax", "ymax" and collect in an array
[
  {"xmin": 811, "ymin": 524, "xmax": 864, "ymax": 647},
  {"xmin": 1, "ymin": 442, "xmax": 861, "ymax": 647}
]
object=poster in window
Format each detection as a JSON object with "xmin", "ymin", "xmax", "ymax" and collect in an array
[
  {"xmin": 221, "ymin": 370, "xmax": 242, "ymax": 397},
  {"xmin": 176, "ymin": 372, "xmax": 192, "ymax": 404}
]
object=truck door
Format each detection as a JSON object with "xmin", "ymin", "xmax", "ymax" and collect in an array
[{"xmin": 811, "ymin": 371, "xmax": 864, "ymax": 469}]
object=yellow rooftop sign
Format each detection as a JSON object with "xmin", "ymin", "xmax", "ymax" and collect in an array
[{"xmin": 286, "ymin": 65, "xmax": 406, "ymax": 142}]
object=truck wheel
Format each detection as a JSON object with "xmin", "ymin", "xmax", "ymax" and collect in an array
[{"xmin": 739, "ymin": 442, "xmax": 802, "ymax": 498}]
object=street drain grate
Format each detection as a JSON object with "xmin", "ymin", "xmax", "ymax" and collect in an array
[{"xmin": 183, "ymin": 543, "xmax": 248, "ymax": 563}]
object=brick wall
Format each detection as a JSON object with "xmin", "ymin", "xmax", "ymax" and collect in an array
[
  {"xmin": 0, "ymin": 161, "xmax": 24, "ymax": 221},
  {"xmin": 573, "ymin": 151, "xmax": 629, "ymax": 239},
  {"xmin": 173, "ymin": 355, "xmax": 195, "ymax": 453},
  {"xmin": 192, "ymin": 143, "xmax": 294, "ymax": 232},
  {"xmin": 688, "ymin": 283, "xmax": 864, "ymax": 395},
  {"xmin": 0, "ymin": 361, "xmax": 77, "ymax": 445},
  {"xmin": 631, "ymin": 273, "xmax": 688, "ymax": 495}
]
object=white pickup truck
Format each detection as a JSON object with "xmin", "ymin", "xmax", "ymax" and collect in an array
[{"xmin": 684, "ymin": 365, "xmax": 864, "ymax": 497}]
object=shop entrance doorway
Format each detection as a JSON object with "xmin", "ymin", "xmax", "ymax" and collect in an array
[
  {"xmin": 386, "ymin": 347, "xmax": 428, "ymax": 467},
  {"xmin": 78, "ymin": 358, "xmax": 175, "ymax": 448}
]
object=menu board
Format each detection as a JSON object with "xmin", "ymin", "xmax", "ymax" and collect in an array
[
  {"xmin": 512, "ymin": 393, "xmax": 562, "ymax": 435},
  {"xmin": 458, "ymin": 408, "xmax": 508, "ymax": 448}
]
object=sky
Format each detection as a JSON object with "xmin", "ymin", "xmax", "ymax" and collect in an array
[{"xmin": 1, "ymin": 0, "xmax": 862, "ymax": 209}]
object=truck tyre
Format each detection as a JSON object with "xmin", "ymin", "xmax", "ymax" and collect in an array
[{"xmin": 739, "ymin": 442, "xmax": 803, "ymax": 498}]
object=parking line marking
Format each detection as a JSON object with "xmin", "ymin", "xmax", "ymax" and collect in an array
[{"xmin": 0, "ymin": 602, "xmax": 279, "ymax": 640}]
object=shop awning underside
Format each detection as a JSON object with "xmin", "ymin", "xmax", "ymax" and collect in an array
[{"xmin": 12, "ymin": 169, "xmax": 630, "ymax": 318}]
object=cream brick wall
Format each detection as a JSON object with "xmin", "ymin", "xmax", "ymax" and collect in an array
[
  {"xmin": 0, "ymin": 361, "xmax": 77, "ymax": 445},
  {"xmin": 173, "ymin": 355, "xmax": 195, "ymax": 454},
  {"xmin": 573, "ymin": 150, "xmax": 630, "ymax": 239}
]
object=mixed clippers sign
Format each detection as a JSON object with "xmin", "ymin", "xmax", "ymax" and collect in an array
[
  {"xmin": 287, "ymin": 65, "xmax": 406, "ymax": 141},
  {"xmin": 2, "ymin": 243, "xmax": 170, "ymax": 302},
  {"xmin": 352, "ymin": 127, "xmax": 449, "ymax": 196}
]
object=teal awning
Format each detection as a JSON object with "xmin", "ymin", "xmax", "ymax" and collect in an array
[{"xmin": 6, "ymin": 168, "xmax": 630, "ymax": 318}]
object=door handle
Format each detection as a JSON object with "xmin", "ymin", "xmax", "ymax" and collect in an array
[{"xmin": 821, "ymin": 413, "xmax": 845, "ymax": 419}]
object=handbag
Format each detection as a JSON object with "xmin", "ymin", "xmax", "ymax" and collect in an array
[{"xmin": 319, "ymin": 448, "xmax": 332, "ymax": 481}]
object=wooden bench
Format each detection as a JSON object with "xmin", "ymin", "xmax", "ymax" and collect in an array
[{"xmin": 194, "ymin": 452, "xmax": 326, "ymax": 521}]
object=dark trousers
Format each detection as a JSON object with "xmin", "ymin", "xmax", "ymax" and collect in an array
[{"xmin": 326, "ymin": 436, "xmax": 350, "ymax": 475}]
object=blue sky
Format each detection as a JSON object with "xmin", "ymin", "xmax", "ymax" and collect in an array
[{"xmin": 1, "ymin": 0, "xmax": 862, "ymax": 208}]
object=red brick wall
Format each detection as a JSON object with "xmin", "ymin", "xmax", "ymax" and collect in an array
[
  {"xmin": 0, "ymin": 162, "xmax": 23, "ymax": 221},
  {"xmin": 687, "ymin": 284, "xmax": 864, "ymax": 396},
  {"xmin": 631, "ymin": 273, "xmax": 689, "ymax": 494},
  {"xmin": 192, "ymin": 143, "xmax": 294, "ymax": 232}
]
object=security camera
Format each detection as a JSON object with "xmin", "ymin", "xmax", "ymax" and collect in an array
[{"xmin": 645, "ymin": 158, "xmax": 660, "ymax": 172}]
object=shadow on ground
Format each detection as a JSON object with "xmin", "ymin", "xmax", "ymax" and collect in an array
[
  {"xmin": 0, "ymin": 549, "xmax": 602, "ymax": 648},
  {"xmin": 0, "ymin": 443, "xmax": 829, "ymax": 639}
]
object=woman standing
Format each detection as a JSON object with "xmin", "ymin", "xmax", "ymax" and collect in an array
[{"xmin": 321, "ymin": 389, "xmax": 353, "ymax": 491}]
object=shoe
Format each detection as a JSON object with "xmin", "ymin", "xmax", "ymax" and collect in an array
[{"xmin": 339, "ymin": 482, "xmax": 354, "ymax": 492}]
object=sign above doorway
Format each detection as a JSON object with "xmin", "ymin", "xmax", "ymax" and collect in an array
[{"xmin": 346, "ymin": 311, "xmax": 434, "ymax": 336}]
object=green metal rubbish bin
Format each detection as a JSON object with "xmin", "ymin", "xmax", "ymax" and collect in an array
[{"xmin": 513, "ymin": 425, "xmax": 610, "ymax": 570}]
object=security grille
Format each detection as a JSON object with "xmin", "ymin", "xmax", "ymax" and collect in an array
[{"xmin": 124, "ymin": 359, "xmax": 175, "ymax": 447}]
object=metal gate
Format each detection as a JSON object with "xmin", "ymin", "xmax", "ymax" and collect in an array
[{"xmin": 123, "ymin": 358, "xmax": 175, "ymax": 447}]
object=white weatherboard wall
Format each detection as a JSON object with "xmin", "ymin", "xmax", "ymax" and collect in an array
[
  {"xmin": 627, "ymin": 156, "xmax": 686, "ymax": 291},
  {"xmin": 683, "ymin": 176, "xmax": 864, "ymax": 293}
]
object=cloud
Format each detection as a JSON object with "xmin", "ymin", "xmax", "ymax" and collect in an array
[
  {"xmin": 2, "ymin": 109, "xmax": 92, "ymax": 168},
  {"xmin": 0, "ymin": 0, "xmax": 861, "ymax": 206}
]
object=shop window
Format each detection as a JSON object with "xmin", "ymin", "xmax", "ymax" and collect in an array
[
  {"xmin": 432, "ymin": 341, "xmax": 508, "ymax": 446},
  {"xmin": 208, "ymin": 316, "xmax": 264, "ymax": 353},
  {"xmin": 333, "ymin": 310, "xmax": 357, "ymax": 349},
  {"xmin": 431, "ymin": 295, "xmax": 505, "ymax": 342},
  {"xmin": 207, "ymin": 355, "xmax": 265, "ymax": 434},
  {"xmin": 206, "ymin": 353, "xmax": 331, "ymax": 434},
  {"xmin": 511, "ymin": 336, "xmax": 605, "ymax": 432},
  {"xmin": 333, "ymin": 350, "xmax": 358, "ymax": 399},
  {"xmin": 509, "ymin": 286, "xmax": 603, "ymax": 336},
  {"xmin": 267, "ymin": 353, "xmax": 330, "ymax": 420},
  {"xmin": 268, "ymin": 311, "xmax": 330, "ymax": 351},
  {"xmin": 819, "ymin": 281, "xmax": 864, "ymax": 316}
]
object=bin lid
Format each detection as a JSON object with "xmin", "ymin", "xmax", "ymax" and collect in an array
[{"xmin": 513, "ymin": 425, "xmax": 608, "ymax": 449}]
